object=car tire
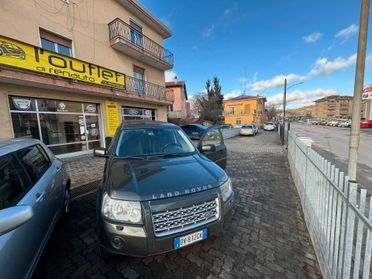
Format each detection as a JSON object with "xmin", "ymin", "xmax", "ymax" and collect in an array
[{"xmin": 63, "ymin": 187, "xmax": 71, "ymax": 214}]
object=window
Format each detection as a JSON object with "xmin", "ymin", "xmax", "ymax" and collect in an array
[
  {"xmin": 18, "ymin": 145, "xmax": 51, "ymax": 182},
  {"xmin": 202, "ymin": 129, "xmax": 222, "ymax": 146},
  {"xmin": 0, "ymin": 154, "xmax": 32, "ymax": 210},
  {"xmin": 122, "ymin": 107, "xmax": 155, "ymax": 121},
  {"xmin": 236, "ymin": 118, "xmax": 241, "ymax": 125},
  {"xmin": 9, "ymin": 96, "xmax": 101, "ymax": 155},
  {"xmin": 133, "ymin": 65, "xmax": 145, "ymax": 94},
  {"xmin": 244, "ymin": 104, "xmax": 250, "ymax": 114},
  {"xmin": 40, "ymin": 29, "xmax": 72, "ymax": 56},
  {"xmin": 130, "ymin": 20, "xmax": 143, "ymax": 47},
  {"xmin": 229, "ymin": 107, "xmax": 235, "ymax": 115}
]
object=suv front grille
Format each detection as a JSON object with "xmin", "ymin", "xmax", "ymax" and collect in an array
[{"xmin": 151, "ymin": 198, "xmax": 219, "ymax": 237}]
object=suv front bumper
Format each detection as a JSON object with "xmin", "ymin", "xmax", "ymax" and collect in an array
[{"xmin": 98, "ymin": 189, "xmax": 234, "ymax": 257}]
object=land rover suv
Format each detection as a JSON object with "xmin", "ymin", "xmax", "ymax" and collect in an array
[{"xmin": 94, "ymin": 121, "xmax": 234, "ymax": 257}]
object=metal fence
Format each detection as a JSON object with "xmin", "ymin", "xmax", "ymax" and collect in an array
[
  {"xmin": 287, "ymin": 131, "xmax": 372, "ymax": 279},
  {"xmin": 221, "ymin": 128, "xmax": 240, "ymax": 139}
]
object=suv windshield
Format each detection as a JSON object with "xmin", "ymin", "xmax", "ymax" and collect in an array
[{"xmin": 114, "ymin": 127, "xmax": 196, "ymax": 157}]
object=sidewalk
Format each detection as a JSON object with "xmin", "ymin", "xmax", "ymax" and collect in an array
[{"xmin": 34, "ymin": 132, "xmax": 321, "ymax": 278}]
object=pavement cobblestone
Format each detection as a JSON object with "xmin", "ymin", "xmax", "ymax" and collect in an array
[{"xmin": 33, "ymin": 132, "xmax": 322, "ymax": 278}]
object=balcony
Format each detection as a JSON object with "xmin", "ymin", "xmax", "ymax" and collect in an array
[
  {"xmin": 108, "ymin": 18, "xmax": 174, "ymax": 70},
  {"xmin": 124, "ymin": 75, "xmax": 173, "ymax": 102}
]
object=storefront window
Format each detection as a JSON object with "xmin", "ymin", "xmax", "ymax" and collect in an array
[
  {"xmin": 39, "ymin": 114, "xmax": 85, "ymax": 145},
  {"xmin": 11, "ymin": 112, "xmax": 40, "ymax": 139},
  {"xmin": 9, "ymin": 96, "xmax": 101, "ymax": 155},
  {"xmin": 38, "ymin": 99, "xmax": 82, "ymax": 113},
  {"xmin": 122, "ymin": 107, "xmax": 156, "ymax": 121}
]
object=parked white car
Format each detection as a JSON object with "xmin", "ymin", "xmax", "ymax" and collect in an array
[
  {"xmin": 264, "ymin": 122, "xmax": 275, "ymax": 131},
  {"xmin": 240, "ymin": 124, "xmax": 255, "ymax": 136},
  {"xmin": 251, "ymin": 124, "xmax": 259, "ymax": 134}
]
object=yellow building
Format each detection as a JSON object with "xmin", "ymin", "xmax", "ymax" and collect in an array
[{"xmin": 224, "ymin": 95, "xmax": 266, "ymax": 127}]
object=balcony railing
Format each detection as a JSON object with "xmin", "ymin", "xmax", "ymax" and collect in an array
[
  {"xmin": 108, "ymin": 18, "xmax": 174, "ymax": 66},
  {"xmin": 124, "ymin": 75, "xmax": 173, "ymax": 102}
]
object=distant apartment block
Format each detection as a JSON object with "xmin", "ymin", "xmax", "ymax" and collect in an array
[{"xmin": 314, "ymin": 95, "xmax": 353, "ymax": 119}]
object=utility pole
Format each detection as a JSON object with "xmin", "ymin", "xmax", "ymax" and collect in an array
[
  {"xmin": 347, "ymin": 0, "xmax": 370, "ymax": 184},
  {"xmin": 283, "ymin": 78, "xmax": 287, "ymax": 124}
]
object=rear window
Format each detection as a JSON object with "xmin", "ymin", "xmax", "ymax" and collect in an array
[
  {"xmin": 18, "ymin": 145, "xmax": 51, "ymax": 182},
  {"xmin": 266, "ymin": 122, "xmax": 273, "ymax": 125},
  {"xmin": 0, "ymin": 154, "xmax": 32, "ymax": 210},
  {"xmin": 242, "ymin": 125, "xmax": 253, "ymax": 128}
]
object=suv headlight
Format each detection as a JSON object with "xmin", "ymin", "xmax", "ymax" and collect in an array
[
  {"xmin": 101, "ymin": 193, "xmax": 142, "ymax": 224},
  {"xmin": 220, "ymin": 178, "xmax": 233, "ymax": 202}
]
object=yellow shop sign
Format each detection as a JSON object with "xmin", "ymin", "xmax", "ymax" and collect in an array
[
  {"xmin": 0, "ymin": 35, "xmax": 125, "ymax": 89},
  {"xmin": 105, "ymin": 101, "xmax": 120, "ymax": 136}
]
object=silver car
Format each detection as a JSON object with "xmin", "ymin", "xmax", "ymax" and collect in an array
[{"xmin": 0, "ymin": 139, "xmax": 71, "ymax": 279}]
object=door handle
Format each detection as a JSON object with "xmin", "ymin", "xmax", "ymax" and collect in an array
[
  {"xmin": 36, "ymin": 192, "xmax": 46, "ymax": 203},
  {"xmin": 56, "ymin": 166, "xmax": 62, "ymax": 173}
]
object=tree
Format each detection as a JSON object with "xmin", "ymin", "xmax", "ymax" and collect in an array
[
  {"xmin": 266, "ymin": 104, "xmax": 277, "ymax": 121},
  {"xmin": 196, "ymin": 77, "xmax": 224, "ymax": 123}
]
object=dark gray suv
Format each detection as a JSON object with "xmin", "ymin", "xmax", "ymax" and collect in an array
[
  {"xmin": 0, "ymin": 139, "xmax": 70, "ymax": 279},
  {"xmin": 94, "ymin": 121, "xmax": 234, "ymax": 257}
]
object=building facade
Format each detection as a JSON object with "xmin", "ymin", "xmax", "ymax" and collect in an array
[
  {"xmin": 165, "ymin": 80, "xmax": 190, "ymax": 123},
  {"xmin": 224, "ymin": 95, "xmax": 266, "ymax": 127},
  {"xmin": 0, "ymin": 0, "xmax": 174, "ymax": 156},
  {"xmin": 314, "ymin": 95, "xmax": 353, "ymax": 119}
]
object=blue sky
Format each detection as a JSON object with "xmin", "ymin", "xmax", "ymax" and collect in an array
[{"xmin": 140, "ymin": 0, "xmax": 372, "ymax": 108}]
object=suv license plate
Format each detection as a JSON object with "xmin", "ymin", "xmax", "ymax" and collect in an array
[{"xmin": 174, "ymin": 229, "xmax": 207, "ymax": 249}]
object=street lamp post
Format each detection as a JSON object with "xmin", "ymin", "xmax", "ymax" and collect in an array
[{"xmin": 281, "ymin": 80, "xmax": 304, "ymax": 144}]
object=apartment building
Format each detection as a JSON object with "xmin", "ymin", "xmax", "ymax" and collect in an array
[
  {"xmin": 0, "ymin": 0, "xmax": 174, "ymax": 156},
  {"xmin": 224, "ymin": 95, "xmax": 266, "ymax": 127},
  {"xmin": 165, "ymin": 80, "xmax": 190, "ymax": 123},
  {"xmin": 314, "ymin": 95, "xmax": 353, "ymax": 119}
]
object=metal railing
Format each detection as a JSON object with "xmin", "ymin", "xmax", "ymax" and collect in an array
[
  {"xmin": 287, "ymin": 131, "xmax": 372, "ymax": 279},
  {"xmin": 108, "ymin": 18, "xmax": 174, "ymax": 65},
  {"xmin": 124, "ymin": 75, "xmax": 173, "ymax": 102}
]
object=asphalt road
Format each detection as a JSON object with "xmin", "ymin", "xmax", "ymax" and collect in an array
[{"xmin": 290, "ymin": 123, "xmax": 372, "ymax": 192}]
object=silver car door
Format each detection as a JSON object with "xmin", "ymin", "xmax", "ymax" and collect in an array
[{"xmin": 0, "ymin": 152, "xmax": 48, "ymax": 279}]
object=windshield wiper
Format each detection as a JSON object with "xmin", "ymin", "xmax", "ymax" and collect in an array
[
  {"xmin": 114, "ymin": 156, "xmax": 147, "ymax": 160},
  {"xmin": 146, "ymin": 152, "xmax": 192, "ymax": 159}
]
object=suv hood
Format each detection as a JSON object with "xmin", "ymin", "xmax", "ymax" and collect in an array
[{"xmin": 106, "ymin": 154, "xmax": 227, "ymax": 201}]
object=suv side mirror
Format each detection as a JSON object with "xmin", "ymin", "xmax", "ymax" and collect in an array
[
  {"xmin": 0, "ymin": 205, "xmax": 33, "ymax": 236},
  {"xmin": 94, "ymin": 147, "xmax": 107, "ymax": 157},
  {"xmin": 200, "ymin": 144, "xmax": 216, "ymax": 152}
]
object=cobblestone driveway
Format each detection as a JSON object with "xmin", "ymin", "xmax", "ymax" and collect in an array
[{"xmin": 33, "ymin": 132, "xmax": 321, "ymax": 279}]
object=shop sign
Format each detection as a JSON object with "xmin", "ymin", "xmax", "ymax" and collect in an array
[
  {"xmin": 362, "ymin": 86, "xmax": 372, "ymax": 100},
  {"xmin": 57, "ymin": 102, "xmax": 67, "ymax": 112},
  {"xmin": 0, "ymin": 35, "xmax": 125, "ymax": 90},
  {"xmin": 12, "ymin": 98, "xmax": 31, "ymax": 110},
  {"xmin": 85, "ymin": 104, "xmax": 97, "ymax": 113},
  {"xmin": 105, "ymin": 101, "xmax": 120, "ymax": 136},
  {"xmin": 128, "ymin": 109, "xmax": 140, "ymax": 115}
]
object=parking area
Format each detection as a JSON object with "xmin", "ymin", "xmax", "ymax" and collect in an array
[{"xmin": 33, "ymin": 132, "xmax": 321, "ymax": 279}]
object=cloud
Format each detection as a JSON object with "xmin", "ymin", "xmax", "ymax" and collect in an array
[
  {"xmin": 309, "ymin": 54, "xmax": 356, "ymax": 76},
  {"xmin": 252, "ymin": 74, "xmax": 306, "ymax": 92},
  {"xmin": 335, "ymin": 24, "xmax": 359, "ymax": 40},
  {"xmin": 252, "ymin": 53, "xmax": 359, "ymax": 92},
  {"xmin": 224, "ymin": 2, "xmax": 238, "ymax": 16},
  {"xmin": 203, "ymin": 24, "xmax": 215, "ymax": 38},
  {"xmin": 224, "ymin": 90, "xmax": 243, "ymax": 100},
  {"xmin": 267, "ymin": 88, "xmax": 342, "ymax": 107},
  {"xmin": 165, "ymin": 70, "xmax": 177, "ymax": 82},
  {"xmin": 303, "ymin": 32, "xmax": 323, "ymax": 43}
]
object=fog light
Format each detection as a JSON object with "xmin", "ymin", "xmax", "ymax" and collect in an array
[{"xmin": 111, "ymin": 236, "xmax": 124, "ymax": 250}]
